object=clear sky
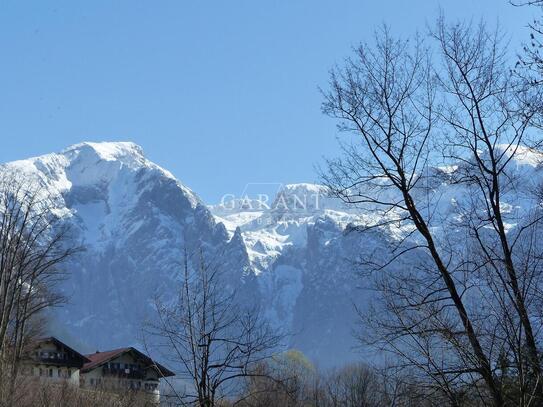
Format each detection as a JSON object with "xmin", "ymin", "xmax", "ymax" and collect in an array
[{"xmin": 0, "ymin": 0, "xmax": 537, "ymax": 203}]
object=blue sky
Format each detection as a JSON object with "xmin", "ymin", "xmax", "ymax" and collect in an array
[{"xmin": 0, "ymin": 1, "xmax": 537, "ymax": 203}]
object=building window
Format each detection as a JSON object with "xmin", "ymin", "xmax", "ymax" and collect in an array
[
  {"xmin": 48, "ymin": 368, "xmax": 53, "ymax": 377},
  {"xmin": 145, "ymin": 382, "xmax": 158, "ymax": 391}
]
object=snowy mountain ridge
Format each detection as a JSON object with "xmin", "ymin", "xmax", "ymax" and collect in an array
[{"xmin": 3, "ymin": 141, "xmax": 543, "ymax": 367}]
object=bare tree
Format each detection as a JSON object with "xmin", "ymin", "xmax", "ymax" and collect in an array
[
  {"xmin": 432, "ymin": 18, "xmax": 543, "ymax": 403},
  {"xmin": 147, "ymin": 247, "xmax": 282, "ymax": 407},
  {"xmin": 235, "ymin": 350, "xmax": 320, "ymax": 407},
  {"xmin": 321, "ymin": 19, "xmax": 543, "ymax": 405},
  {"xmin": 0, "ymin": 170, "xmax": 77, "ymax": 402},
  {"xmin": 321, "ymin": 25, "xmax": 505, "ymax": 405},
  {"xmin": 325, "ymin": 363, "xmax": 383, "ymax": 407}
]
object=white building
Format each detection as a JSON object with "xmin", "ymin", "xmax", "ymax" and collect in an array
[
  {"xmin": 22, "ymin": 337, "xmax": 90, "ymax": 386},
  {"xmin": 80, "ymin": 346, "xmax": 175, "ymax": 403},
  {"xmin": 22, "ymin": 337, "xmax": 174, "ymax": 404}
]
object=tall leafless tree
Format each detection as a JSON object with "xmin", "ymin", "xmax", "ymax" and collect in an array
[
  {"xmin": 433, "ymin": 17, "xmax": 543, "ymax": 403},
  {"xmin": 147, "ymin": 247, "xmax": 282, "ymax": 407},
  {"xmin": 322, "ymin": 19, "xmax": 543, "ymax": 406},
  {"xmin": 0, "ymin": 169, "xmax": 77, "ymax": 402}
]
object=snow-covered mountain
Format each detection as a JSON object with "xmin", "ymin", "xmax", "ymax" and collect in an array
[
  {"xmin": 4, "ymin": 141, "xmax": 542, "ymax": 368},
  {"xmin": 210, "ymin": 183, "xmax": 369, "ymax": 365},
  {"xmin": 3, "ymin": 143, "xmax": 250, "ymax": 350},
  {"xmin": 1, "ymin": 142, "xmax": 369, "ymax": 366}
]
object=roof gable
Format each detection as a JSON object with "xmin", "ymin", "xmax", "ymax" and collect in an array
[
  {"xmin": 33, "ymin": 337, "xmax": 91, "ymax": 366},
  {"xmin": 82, "ymin": 347, "xmax": 174, "ymax": 377}
]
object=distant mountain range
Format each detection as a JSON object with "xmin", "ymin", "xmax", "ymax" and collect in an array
[{"xmin": 4, "ymin": 141, "xmax": 541, "ymax": 367}]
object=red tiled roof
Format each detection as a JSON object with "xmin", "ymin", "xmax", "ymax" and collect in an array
[
  {"xmin": 82, "ymin": 347, "xmax": 175, "ymax": 377},
  {"xmin": 83, "ymin": 347, "xmax": 131, "ymax": 371}
]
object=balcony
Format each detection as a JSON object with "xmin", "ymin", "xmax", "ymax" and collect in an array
[
  {"xmin": 34, "ymin": 354, "xmax": 82, "ymax": 368},
  {"xmin": 101, "ymin": 366, "xmax": 146, "ymax": 380}
]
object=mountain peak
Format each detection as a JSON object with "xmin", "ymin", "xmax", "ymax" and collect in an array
[{"xmin": 62, "ymin": 141, "xmax": 145, "ymax": 166}]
